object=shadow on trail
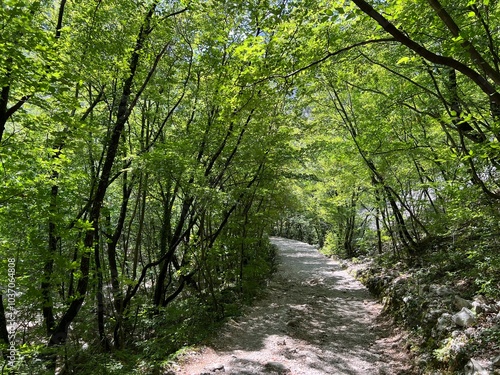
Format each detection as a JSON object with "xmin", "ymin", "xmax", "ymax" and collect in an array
[{"xmin": 211, "ymin": 237, "xmax": 385, "ymax": 375}]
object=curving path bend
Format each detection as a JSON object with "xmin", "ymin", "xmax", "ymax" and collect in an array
[{"xmin": 173, "ymin": 237, "xmax": 413, "ymax": 375}]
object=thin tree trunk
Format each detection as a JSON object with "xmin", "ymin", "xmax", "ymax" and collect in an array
[
  {"xmin": 48, "ymin": 4, "xmax": 158, "ymax": 347},
  {"xmin": 94, "ymin": 231, "xmax": 110, "ymax": 351},
  {"xmin": 0, "ymin": 294, "xmax": 9, "ymax": 357}
]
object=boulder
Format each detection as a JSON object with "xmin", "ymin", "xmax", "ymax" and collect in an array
[
  {"xmin": 474, "ymin": 295, "xmax": 488, "ymax": 304},
  {"xmin": 435, "ymin": 313, "xmax": 453, "ymax": 333},
  {"xmin": 493, "ymin": 355, "xmax": 500, "ymax": 368},
  {"xmin": 454, "ymin": 295, "xmax": 473, "ymax": 310},
  {"xmin": 491, "ymin": 301, "xmax": 500, "ymax": 313},
  {"xmin": 471, "ymin": 295, "xmax": 492, "ymax": 314},
  {"xmin": 464, "ymin": 359, "xmax": 489, "ymax": 375},
  {"xmin": 425, "ymin": 308, "xmax": 445, "ymax": 324},
  {"xmin": 471, "ymin": 301, "xmax": 486, "ymax": 315},
  {"xmin": 429, "ymin": 284, "xmax": 454, "ymax": 296},
  {"xmin": 464, "ymin": 327, "xmax": 478, "ymax": 340},
  {"xmin": 452, "ymin": 307, "xmax": 476, "ymax": 327}
]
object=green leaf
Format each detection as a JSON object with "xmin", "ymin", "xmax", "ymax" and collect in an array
[{"xmin": 397, "ymin": 56, "xmax": 410, "ymax": 64}]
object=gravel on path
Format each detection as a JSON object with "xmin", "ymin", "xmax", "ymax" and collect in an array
[{"xmin": 172, "ymin": 237, "xmax": 414, "ymax": 375}]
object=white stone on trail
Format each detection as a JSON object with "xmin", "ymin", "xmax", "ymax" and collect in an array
[{"xmin": 172, "ymin": 237, "xmax": 413, "ymax": 375}]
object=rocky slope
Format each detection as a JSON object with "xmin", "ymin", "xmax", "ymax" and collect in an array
[{"xmin": 351, "ymin": 257, "xmax": 500, "ymax": 374}]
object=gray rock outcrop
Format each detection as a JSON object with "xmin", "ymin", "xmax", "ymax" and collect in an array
[{"xmin": 452, "ymin": 307, "xmax": 476, "ymax": 328}]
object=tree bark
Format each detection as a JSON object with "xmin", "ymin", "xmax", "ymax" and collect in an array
[{"xmin": 0, "ymin": 294, "xmax": 9, "ymax": 352}]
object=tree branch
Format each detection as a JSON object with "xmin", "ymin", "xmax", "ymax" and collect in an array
[
  {"xmin": 351, "ymin": 0, "xmax": 500, "ymax": 108},
  {"xmin": 427, "ymin": 0, "xmax": 500, "ymax": 85},
  {"xmin": 258, "ymin": 38, "xmax": 396, "ymax": 83}
]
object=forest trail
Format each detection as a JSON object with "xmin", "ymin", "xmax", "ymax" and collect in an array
[{"xmin": 172, "ymin": 237, "xmax": 413, "ymax": 375}]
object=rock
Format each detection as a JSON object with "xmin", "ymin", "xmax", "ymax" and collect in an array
[
  {"xmin": 206, "ymin": 363, "xmax": 225, "ymax": 372},
  {"xmin": 491, "ymin": 302, "xmax": 500, "ymax": 313},
  {"xmin": 264, "ymin": 361, "xmax": 290, "ymax": 373},
  {"xmin": 464, "ymin": 327, "xmax": 477, "ymax": 338},
  {"xmin": 471, "ymin": 295, "xmax": 491, "ymax": 314},
  {"xmin": 429, "ymin": 284, "xmax": 454, "ymax": 296},
  {"xmin": 425, "ymin": 308, "xmax": 445, "ymax": 324},
  {"xmin": 464, "ymin": 358, "xmax": 489, "ymax": 375},
  {"xmin": 474, "ymin": 295, "xmax": 488, "ymax": 304},
  {"xmin": 454, "ymin": 295, "xmax": 473, "ymax": 310},
  {"xmin": 493, "ymin": 355, "xmax": 500, "ymax": 368},
  {"xmin": 452, "ymin": 307, "xmax": 476, "ymax": 327},
  {"xmin": 471, "ymin": 301, "xmax": 486, "ymax": 315},
  {"xmin": 435, "ymin": 313, "xmax": 453, "ymax": 332},
  {"xmin": 451, "ymin": 330, "xmax": 462, "ymax": 338}
]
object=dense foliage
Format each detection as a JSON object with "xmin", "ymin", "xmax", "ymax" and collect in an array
[{"xmin": 1, "ymin": 0, "xmax": 499, "ymax": 373}]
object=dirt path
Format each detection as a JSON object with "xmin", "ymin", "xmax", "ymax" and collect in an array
[{"xmin": 172, "ymin": 237, "xmax": 413, "ymax": 375}]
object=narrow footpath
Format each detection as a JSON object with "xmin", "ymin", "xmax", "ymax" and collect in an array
[{"xmin": 172, "ymin": 237, "xmax": 414, "ymax": 375}]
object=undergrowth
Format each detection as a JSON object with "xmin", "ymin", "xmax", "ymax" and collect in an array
[
  {"xmin": 5, "ymin": 243, "xmax": 279, "ymax": 375},
  {"xmin": 353, "ymin": 232, "xmax": 500, "ymax": 374}
]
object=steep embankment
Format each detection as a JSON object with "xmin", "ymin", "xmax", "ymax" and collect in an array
[{"xmin": 171, "ymin": 237, "xmax": 413, "ymax": 375}]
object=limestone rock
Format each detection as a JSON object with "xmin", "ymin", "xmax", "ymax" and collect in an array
[
  {"xmin": 493, "ymin": 355, "xmax": 500, "ymax": 368},
  {"xmin": 464, "ymin": 358, "xmax": 489, "ymax": 375},
  {"xmin": 452, "ymin": 307, "xmax": 476, "ymax": 327},
  {"xmin": 429, "ymin": 284, "xmax": 453, "ymax": 296},
  {"xmin": 465, "ymin": 327, "xmax": 477, "ymax": 338},
  {"xmin": 435, "ymin": 313, "xmax": 453, "ymax": 333},
  {"xmin": 474, "ymin": 295, "xmax": 488, "ymax": 304},
  {"xmin": 451, "ymin": 330, "xmax": 462, "ymax": 338},
  {"xmin": 491, "ymin": 301, "xmax": 500, "ymax": 313},
  {"xmin": 454, "ymin": 295, "xmax": 472, "ymax": 310},
  {"xmin": 471, "ymin": 295, "xmax": 491, "ymax": 314},
  {"xmin": 425, "ymin": 309, "xmax": 445, "ymax": 324},
  {"xmin": 471, "ymin": 301, "xmax": 486, "ymax": 315}
]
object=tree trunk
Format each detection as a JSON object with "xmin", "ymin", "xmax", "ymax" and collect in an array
[
  {"xmin": 48, "ymin": 4, "xmax": 158, "ymax": 347},
  {"xmin": 0, "ymin": 294, "xmax": 9, "ymax": 358}
]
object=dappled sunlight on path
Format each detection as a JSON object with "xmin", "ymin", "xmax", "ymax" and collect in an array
[{"xmin": 174, "ymin": 237, "xmax": 412, "ymax": 375}]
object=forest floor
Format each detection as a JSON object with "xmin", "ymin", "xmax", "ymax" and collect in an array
[{"xmin": 169, "ymin": 237, "xmax": 415, "ymax": 375}]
